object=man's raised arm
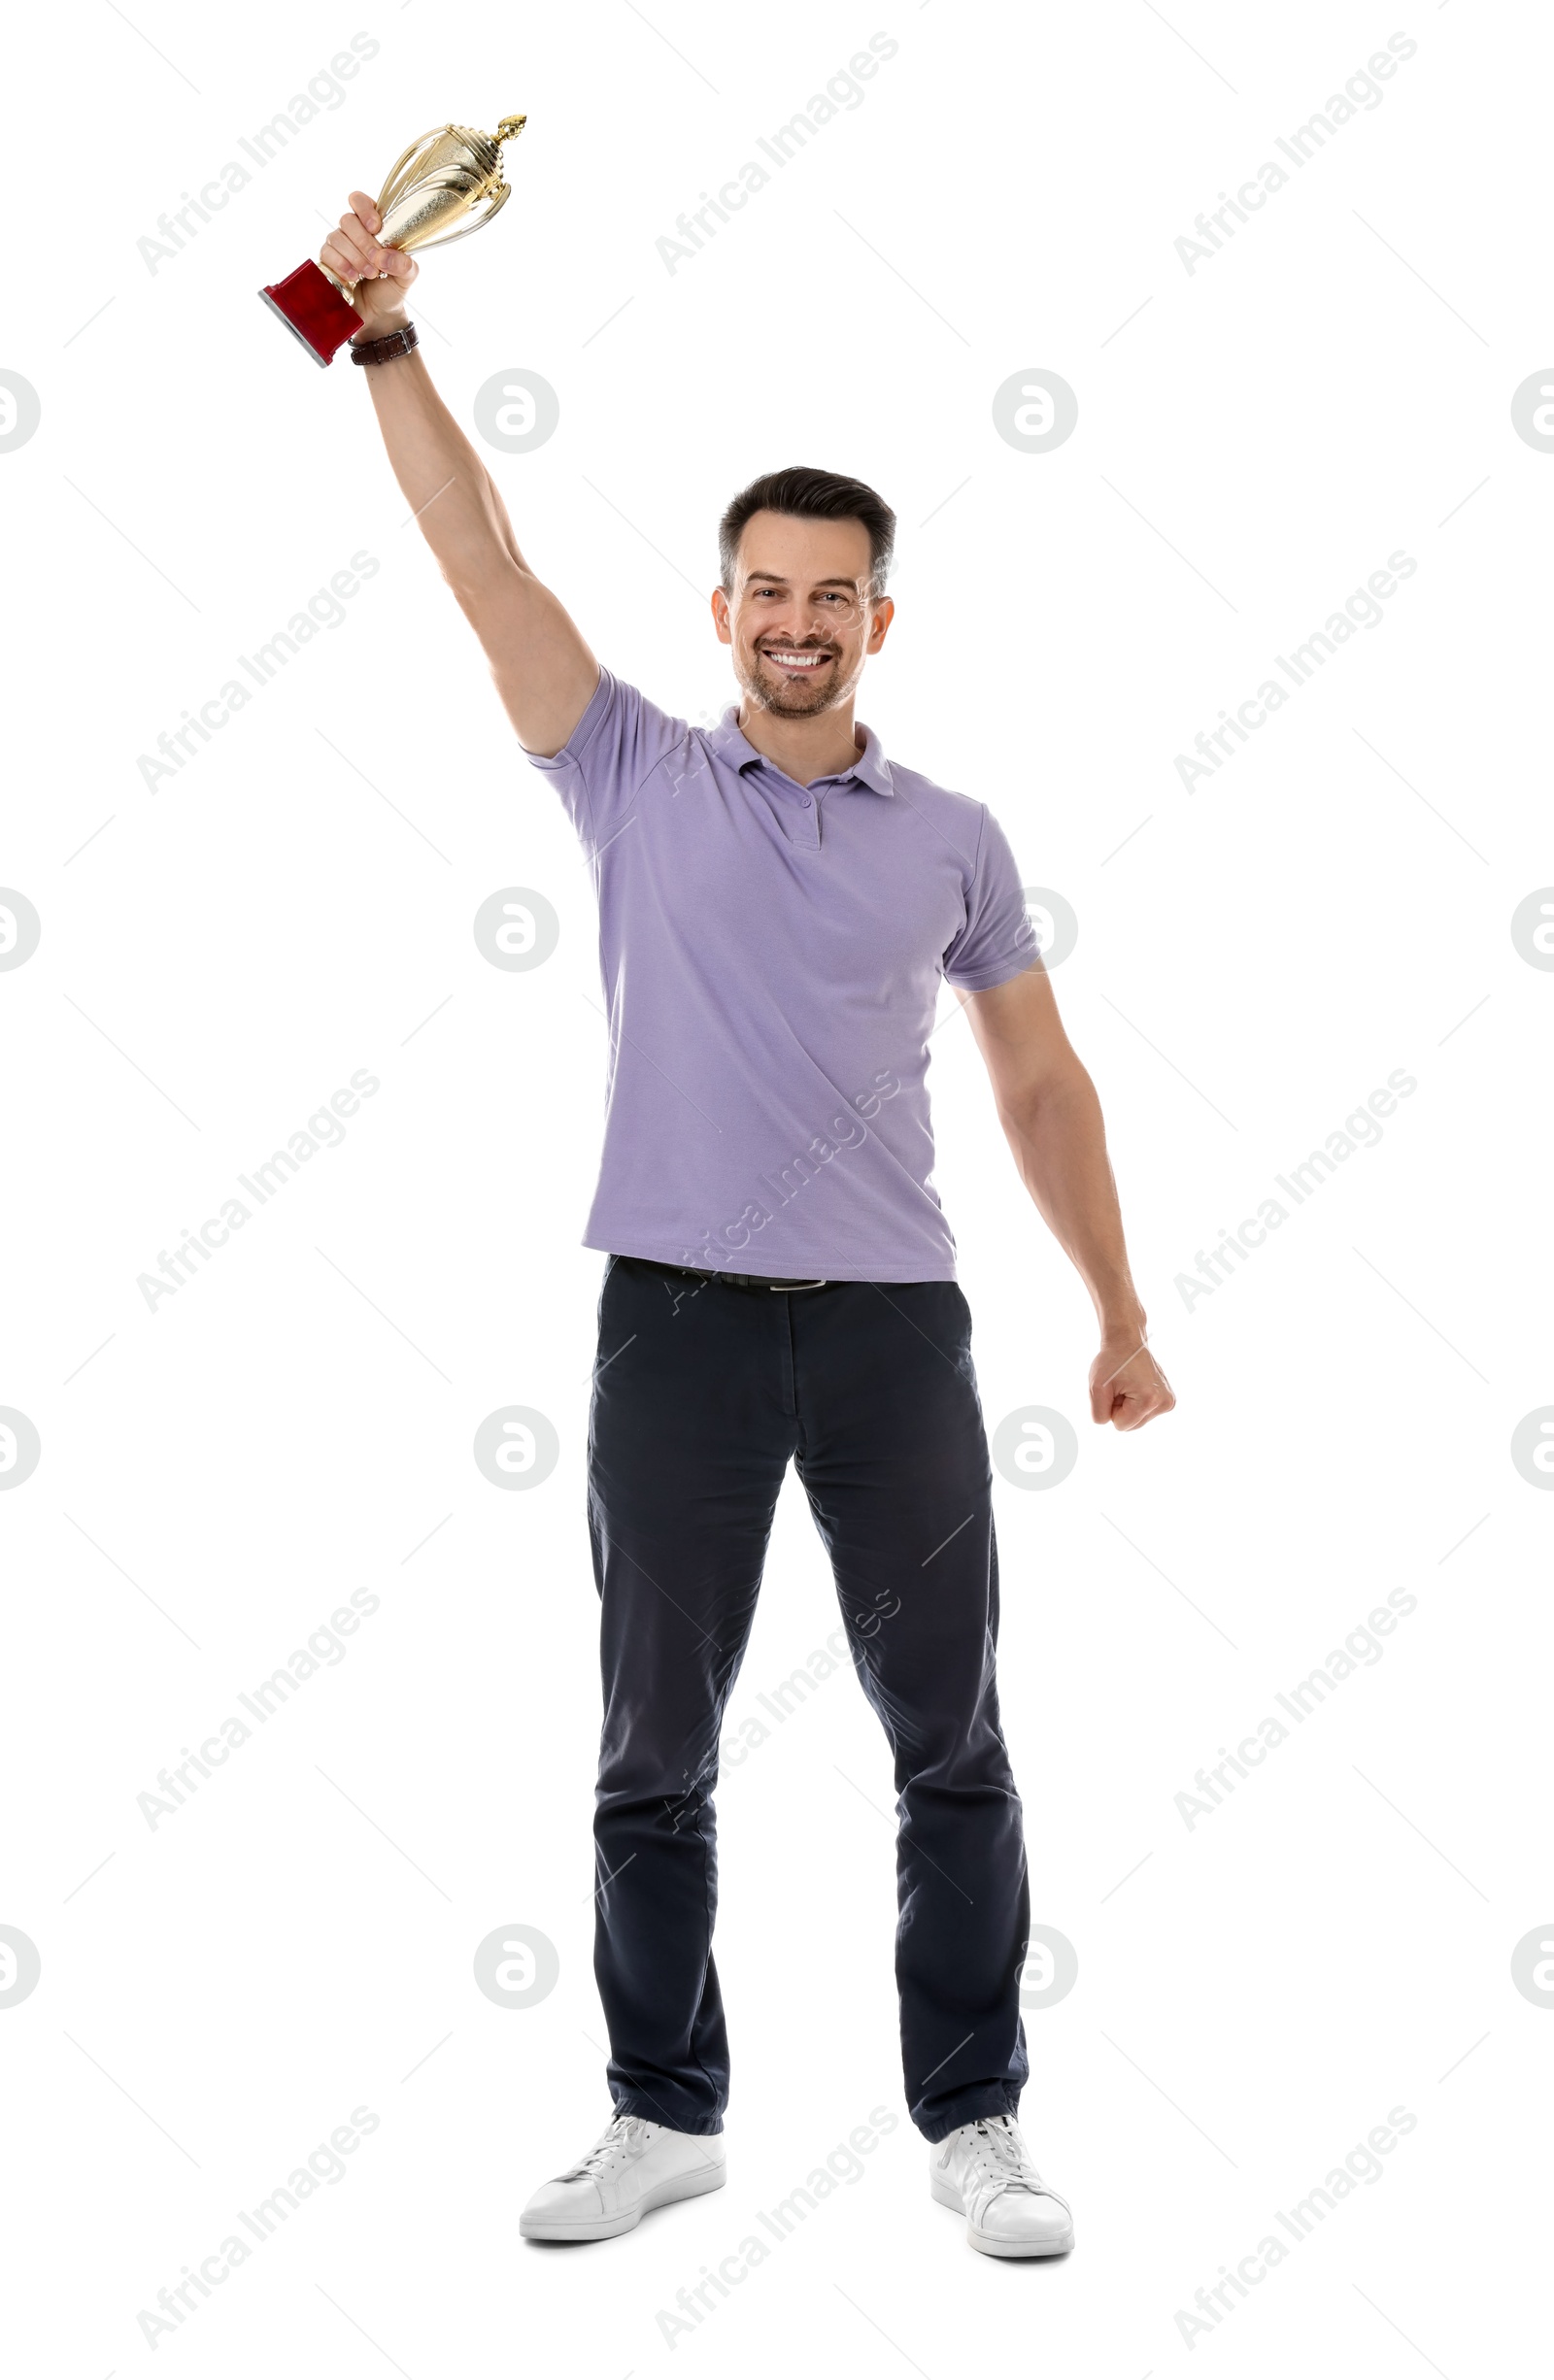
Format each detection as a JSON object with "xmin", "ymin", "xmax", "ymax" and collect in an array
[{"xmin": 322, "ymin": 189, "xmax": 599, "ymax": 758}]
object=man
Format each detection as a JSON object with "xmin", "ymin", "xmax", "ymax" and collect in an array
[{"xmin": 323, "ymin": 188, "xmax": 1173, "ymax": 2261}]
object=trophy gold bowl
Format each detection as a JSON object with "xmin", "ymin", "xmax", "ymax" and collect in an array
[{"xmin": 259, "ymin": 116, "xmax": 527, "ymax": 365}]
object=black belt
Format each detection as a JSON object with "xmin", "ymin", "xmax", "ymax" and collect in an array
[{"xmin": 671, "ymin": 1265, "xmax": 830, "ymax": 1292}]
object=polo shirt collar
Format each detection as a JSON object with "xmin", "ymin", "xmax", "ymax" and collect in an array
[{"xmin": 706, "ymin": 704, "xmax": 895, "ymax": 795}]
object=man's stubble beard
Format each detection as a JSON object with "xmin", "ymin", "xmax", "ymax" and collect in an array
[{"xmin": 732, "ymin": 643, "xmax": 866, "ymax": 720}]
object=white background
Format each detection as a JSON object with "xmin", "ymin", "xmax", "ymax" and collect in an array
[{"xmin": 3, "ymin": 1, "xmax": 1550, "ymax": 2372}]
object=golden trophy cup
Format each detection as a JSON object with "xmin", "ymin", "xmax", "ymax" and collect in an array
[{"xmin": 260, "ymin": 115, "xmax": 527, "ymax": 365}]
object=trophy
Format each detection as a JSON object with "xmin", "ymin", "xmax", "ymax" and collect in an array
[{"xmin": 259, "ymin": 116, "xmax": 527, "ymax": 366}]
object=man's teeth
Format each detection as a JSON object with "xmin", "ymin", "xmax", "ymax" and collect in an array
[{"xmin": 764, "ymin": 650, "xmax": 830, "ymax": 667}]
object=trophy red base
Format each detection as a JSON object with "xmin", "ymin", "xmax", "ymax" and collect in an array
[{"xmin": 258, "ymin": 260, "xmax": 363, "ymax": 367}]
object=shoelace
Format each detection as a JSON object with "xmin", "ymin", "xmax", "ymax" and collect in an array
[
  {"xmin": 963, "ymin": 2118, "xmax": 1056, "ymax": 2200},
  {"xmin": 560, "ymin": 2114, "xmax": 654, "ymax": 2182}
]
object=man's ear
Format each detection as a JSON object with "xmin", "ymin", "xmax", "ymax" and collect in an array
[
  {"xmin": 867, "ymin": 595, "xmax": 895, "ymax": 653},
  {"xmin": 711, "ymin": 587, "xmax": 732, "ymax": 647}
]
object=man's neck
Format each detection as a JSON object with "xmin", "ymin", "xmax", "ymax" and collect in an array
[{"xmin": 736, "ymin": 700, "xmax": 863, "ymax": 788}]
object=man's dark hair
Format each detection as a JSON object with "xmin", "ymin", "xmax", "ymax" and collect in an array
[{"xmin": 718, "ymin": 466, "xmax": 896, "ymax": 598}]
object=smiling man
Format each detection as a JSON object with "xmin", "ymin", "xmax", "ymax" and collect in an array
[{"xmin": 326, "ymin": 187, "xmax": 1172, "ymax": 2262}]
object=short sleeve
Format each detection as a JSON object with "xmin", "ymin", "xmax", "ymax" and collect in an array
[
  {"xmin": 523, "ymin": 666, "xmax": 692, "ymax": 850},
  {"xmin": 942, "ymin": 804, "xmax": 1040, "ymax": 990}
]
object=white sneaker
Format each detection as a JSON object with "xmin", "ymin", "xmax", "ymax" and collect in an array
[
  {"xmin": 929, "ymin": 2115, "xmax": 1074, "ymax": 2258},
  {"xmin": 520, "ymin": 2113, "xmax": 726, "ymax": 2242}
]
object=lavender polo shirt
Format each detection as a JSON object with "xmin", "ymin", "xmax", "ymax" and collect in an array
[{"xmin": 525, "ymin": 667, "xmax": 1038, "ymax": 1281}]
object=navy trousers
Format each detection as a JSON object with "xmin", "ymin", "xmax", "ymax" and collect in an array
[{"xmin": 587, "ymin": 1254, "xmax": 1030, "ymax": 2144}]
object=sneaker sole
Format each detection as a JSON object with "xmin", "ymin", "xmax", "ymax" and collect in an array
[
  {"xmin": 521, "ymin": 2161, "xmax": 726, "ymax": 2242},
  {"xmin": 929, "ymin": 2170, "xmax": 1074, "ymax": 2258}
]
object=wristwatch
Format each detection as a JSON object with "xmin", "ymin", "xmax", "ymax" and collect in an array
[{"xmin": 351, "ymin": 321, "xmax": 420, "ymax": 366}]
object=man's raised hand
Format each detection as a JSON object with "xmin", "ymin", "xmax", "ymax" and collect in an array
[{"xmin": 320, "ymin": 190, "xmax": 418, "ymax": 337}]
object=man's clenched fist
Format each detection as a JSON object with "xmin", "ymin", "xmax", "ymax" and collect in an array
[
  {"xmin": 320, "ymin": 190, "xmax": 419, "ymax": 338},
  {"xmin": 1089, "ymin": 1333, "xmax": 1175, "ymax": 1432}
]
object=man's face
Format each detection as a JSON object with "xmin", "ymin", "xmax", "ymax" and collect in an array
[{"xmin": 712, "ymin": 510, "xmax": 894, "ymax": 719}]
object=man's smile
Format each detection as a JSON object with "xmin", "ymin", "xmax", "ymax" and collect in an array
[{"xmin": 759, "ymin": 644, "xmax": 836, "ymax": 677}]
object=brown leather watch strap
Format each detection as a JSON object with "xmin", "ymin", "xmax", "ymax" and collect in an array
[{"xmin": 351, "ymin": 321, "xmax": 420, "ymax": 366}]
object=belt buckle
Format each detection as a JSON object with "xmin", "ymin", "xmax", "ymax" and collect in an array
[{"xmin": 770, "ymin": 1278, "xmax": 828, "ymax": 1291}]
